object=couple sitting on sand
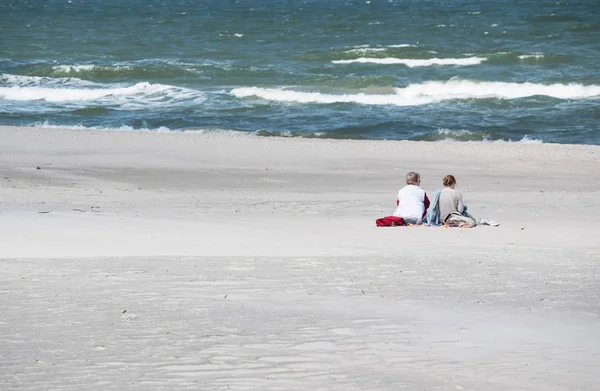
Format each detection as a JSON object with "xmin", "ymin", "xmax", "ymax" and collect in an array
[{"xmin": 391, "ymin": 171, "xmax": 477, "ymax": 227}]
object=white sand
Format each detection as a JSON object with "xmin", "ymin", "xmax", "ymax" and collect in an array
[{"xmin": 1, "ymin": 126, "xmax": 599, "ymax": 390}]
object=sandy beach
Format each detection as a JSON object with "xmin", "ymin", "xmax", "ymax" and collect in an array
[{"xmin": 1, "ymin": 126, "xmax": 599, "ymax": 390}]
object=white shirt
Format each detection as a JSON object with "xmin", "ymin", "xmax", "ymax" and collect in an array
[{"xmin": 393, "ymin": 184, "xmax": 426, "ymax": 222}]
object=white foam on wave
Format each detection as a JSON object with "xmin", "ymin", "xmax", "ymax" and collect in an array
[
  {"xmin": 31, "ymin": 121, "xmax": 544, "ymax": 143},
  {"xmin": 219, "ymin": 32, "xmax": 244, "ymax": 37},
  {"xmin": 1, "ymin": 82, "xmax": 163, "ymax": 102},
  {"xmin": 349, "ymin": 44, "xmax": 416, "ymax": 48},
  {"xmin": 50, "ymin": 64, "xmax": 141, "ymax": 74},
  {"xmin": 515, "ymin": 135, "xmax": 543, "ymax": 144},
  {"xmin": 344, "ymin": 48, "xmax": 387, "ymax": 54},
  {"xmin": 0, "ymin": 78, "xmax": 205, "ymax": 107},
  {"xmin": 332, "ymin": 57, "xmax": 486, "ymax": 67},
  {"xmin": 518, "ymin": 53, "xmax": 545, "ymax": 60},
  {"xmin": 430, "ymin": 128, "xmax": 490, "ymax": 141},
  {"xmin": 231, "ymin": 80, "xmax": 600, "ymax": 106},
  {"xmin": 31, "ymin": 121, "xmax": 172, "ymax": 133},
  {"xmin": 32, "ymin": 59, "xmax": 236, "ymax": 77},
  {"xmin": 31, "ymin": 121, "xmax": 250, "ymax": 136},
  {"xmin": 438, "ymin": 128, "xmax": 481, "ymax": 137},
  {"xmin": 1, "ymin": 73, "xmax": 98, "ymax": 87},
  {"xmin": 52, "ymin": 64, "xmax": 97, "ymax": 73},
  {"xmin": 430, "ymin": 80, "xmax": 600, "ymax": 100},
  {"xmin": 436, "ymin": 129, "xmax": 543, "ymax": 143},
  {"xmin": 491, "ymin": 135, "xmax": 543, "ymax": 144},
  {"xmin": 343, "ymin": 44, "xmax": 416, "ymax": 54},
  {"xmin": 231, "ymin": 87, "xmax": 427, "ymax": 105},
  {"xmin": 183, "ymin": 127, "xmax": 252, "ymax": 136}
]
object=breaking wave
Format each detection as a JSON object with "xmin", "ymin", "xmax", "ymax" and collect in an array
[
  {"xmin": 411, "ymin": 128, "xmax": 542, "ymax": 143},
  {"xmin": 29, "ymin": 121, "xmax": 544, "ymax": 143},
  {"xmin": 332, "ymin": 57, "xmax": 485, "ymax": 67},
  {"xmin": 231, "ymin": 80, "xmax": 600, "ymax": 106},
  {"xmin": 0, "ymin": 74, "xmax": 205, "ymax": 108}
]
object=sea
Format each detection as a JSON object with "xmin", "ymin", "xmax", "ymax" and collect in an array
[{"xmin": 1, "ymin": 0, "xmax": 599, "ymax": 144}]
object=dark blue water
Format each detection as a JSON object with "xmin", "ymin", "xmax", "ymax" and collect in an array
[{"xmin": 1, "ymin": 0, "xmax": 600, "ymax": 143}]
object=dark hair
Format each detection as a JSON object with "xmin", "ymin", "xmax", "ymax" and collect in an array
[{"xmin": 443, "ymin": 175, "xmax": 456, "ymax": 187}]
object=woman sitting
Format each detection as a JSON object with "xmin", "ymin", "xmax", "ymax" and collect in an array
[{"xmin": 439, "ymin": 175, "xmax": 477, "ymax": 227}]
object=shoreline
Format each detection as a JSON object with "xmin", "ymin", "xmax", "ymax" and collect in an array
[{"xmin": 9, "ymin": 123, "xmax": 597, "ymax": 146}]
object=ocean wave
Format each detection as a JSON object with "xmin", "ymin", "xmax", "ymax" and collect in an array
[
  {"xmin": 532, "ymin": 14, "xmax": 579, "ymax": 22},
  {"xmin": 343, "ymin": 44, "xmax": 417, "ymax": 54},
  {"xmin": 570, "ymin": 24, "xmax": 600, "ymax": 32},
  {"xmin": 518, "ymin": 53, "xmax": 545, "ymax": 60},
  {"xmin": 231, "ymin": 87, "xmax": 418, "ymax": 105},
  {"xmin": 412, "ymin": 128, "xmax": 493, "ymax": 142},
  {"xmin": 513, "ymin": 135, "xmax": 543, "ymax": 144},
  {"xmin": 253, "ymin": 130, "xmax": 334, "ymax": 138},
  {"xmin": 332, "ymin": 57, "xmax": 486, "ymax": 67},
  {"xmin": 183, "ymin": 127, "xmax": 252, "ymax": 136},
  {"xmin": 28, "ymin": 122, "xmax": 360, "ymax": 140},
  {"xmin": 218, "ymin": 32, "xmax": 244, "ymax": 37},
  {"xmin": 0, "ymin": 78, "xmax": 205, "ymax": 108},
  {"xmin": 7, "ymin": 62, "xmax": 189, "ymax": 79},
  {"xmin": 344, "ymin": 48, "xmax": 388, "ymax": 54},
  {"xmin": 47, "ymin": 63, "xmax": 168, "ymax": 78},
  {"xmin": 231, "ymin": 80, "xmax": 600, "ymax": 106},
  {"xmin": 52, "ymin": 64, "xmax": 99, "ymax": 73},
  {"xmin": 487, "ymin": 52, "xmax": 571, "ymax": 65},
  {"xmin": 70, "ymin": 107, "xmax": 112, "ymax": 115},
  {"xmin": 29, "ymin": 121, "xmax": 543, "ymax": 143},
  {"xmin": 413, "ymin": 128, "xmax": 543, "ymax": 143},
  {"xmin": 302, "ymin": 44, "xmax": 422, "ymax": 63},
  {"xmin": 348, "ymin": 44, "xmax": 416, "ymax": 48},
  {"xmin": 31, "ymin": 121, "xmax": 174, "ymax": 133},
  {"xmin": 6, "ymin": 59, "xmax": 274, "ymax": 80},
  {"xmin": 1, "ymin": 73, "xmax": 98, "ymax": 87},
  {"xmin": 30, "ymin": 121, "xmax": 249, "ymax": 135}
]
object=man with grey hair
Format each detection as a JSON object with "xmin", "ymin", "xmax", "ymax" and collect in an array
[
  {"xmin": 406, "ymin": 171, "xmax": 420, "ymax": 185},
  {"xmin": 392, "ymin": 171, "xmax": 430, "ymax": 224}
]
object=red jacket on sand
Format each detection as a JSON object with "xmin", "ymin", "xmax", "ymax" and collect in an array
[{"xmin": 375, "ymin": 216, "xmax": 405, "ymax": 227}]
